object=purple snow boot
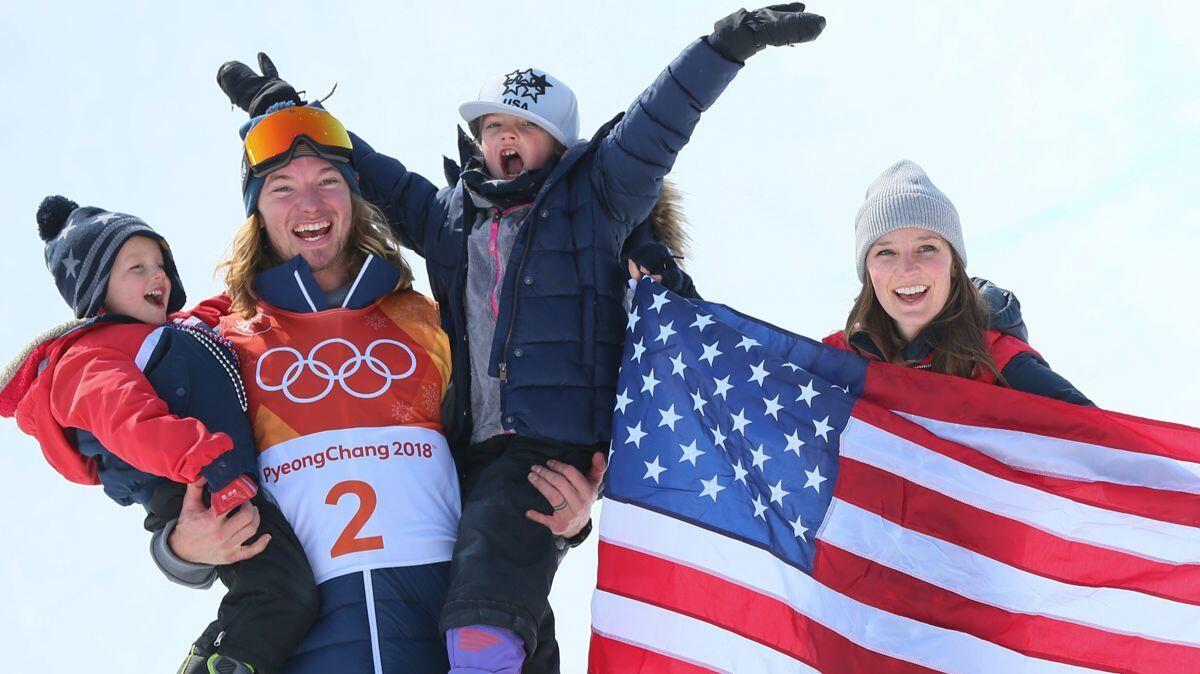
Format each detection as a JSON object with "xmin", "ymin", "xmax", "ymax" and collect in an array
[{"xmin": 447, "ymin": 625, "xmax": 526, "ymax": 674}]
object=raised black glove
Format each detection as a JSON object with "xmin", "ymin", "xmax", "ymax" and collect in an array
[
  {"xmin": 216, "ymin": 52, "xmax": 302, "ymax": 117},
  {"xmin": 629, "ymin": 242, "xmax": 697, "ymax": 298},
  {"xmin": 708, "ymin": 3, "xmax": 826, "ymax": 63}
]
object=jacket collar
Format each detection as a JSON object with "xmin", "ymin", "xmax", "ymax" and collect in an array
[
  {"xmin": 849, "ymin": 329, "xmax": 936, "ymax": 365},
  {"xmin": 252, "ymin": 254, "xmax": 400, "ymax": 313}
]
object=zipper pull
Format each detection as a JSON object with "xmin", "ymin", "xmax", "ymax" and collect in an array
[{"xmin": 499, "ymin": 361, "xmax": 508, "ymax": 382}]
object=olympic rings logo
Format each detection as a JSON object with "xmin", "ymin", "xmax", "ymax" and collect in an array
[{"xmin": 255, "ymin": 338, "xmax": 418, "ymax": 403}]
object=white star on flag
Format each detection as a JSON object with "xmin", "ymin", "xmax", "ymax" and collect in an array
[
  {"xmin": 658, "ymin": 404, "xmax": 683, "ymax": 430},
  {"xmin": 641, "ymin": 369, "xmax": 661, "ymax": 395},
  {"xmin": 625, "ymin": 422, "xmax": 647, "ymax": 448},
  {"xmin": 690, "ymin": 388, "xmax": 708, "ymax": 413},
  {"xmin": 763, "ymin": 395, "xmax": 783, "ymax": 420},
  {"xmin": 768, "ymin": 479, "xmax": 790, "ymax": 505},
  {"xmin": 690, "ymin": 313, "xmax": 714, "ymax": 331},
  {"xmin": 784, "ymin": 430, "xmax": 805, "ymax": 456},
  {"xmin": 782, "ymin": 362, "xmax": 802, "ymax": 372},
  {"xmin": 699, "ymin": 475, "xmax": 726, "ymax": 501},
  {"xmin": 751, "ymin": 495, "xmax": 768, "ymax": 520},
  {"xmin": 796, "ymin": 380, "xmax": 820, "ymax": 406},
  {"xmin": 712, "ymin": 375, "xmax": 733, "ymax": 399},
  {"xmin": 669, "ymin": 353, "xmax": 687, "ymax": 378},
  {"xmin": 699, "ymin": 342, "xmax": 723, "ymax": 365},
  {"xmin": 655, "ymin": 321, "xmax": 676, "ymax": 345},
  {"xmin": 649, "ymin": 290, "xmax": 671, "ymax": 313},
  {"xmin": 643, "ymin": 457, "xmax": 667, "ymax": 483},
  {"xmin": 736, "ymin": 335, "xmax": 761, "ymax": 351},
  {"xmin": 627, "ymin": 308, "xmax": 641, "ymax": 332},
  {"xmin": 632, "ymin": 338, "xmax": 646, "ymax": 363},
  {"xmin": 749, "ymin": 444, "xmax": 771, "ymax": 470},
  {"xmin": 730, "ymin": 409, "xmax": 751, "ymax": 434},
  {"xmin": 614, "ymin": 388, "xmax": 632, "ymax": 413},
  {"xmin": 710, "ymin": 425, "xmax": 727, "ymax": 449},
  {"xmin": 791, "ymin": 514, "xmax": 809, "ymax": 541},
  {"xmin": 749, "ymin": 361, "xmax": 770, "ymax": 386},
  {"xmin": 679, "ymin": 440, "xmax": 705, "ymax": 466},
  {"xmin": 732, "ymin": 459, "xmax": 748, "ymax": 485},
  {"xmin": 803, "ymin": 464, "xmax": 827, "ymax": 492},
  {"xmin": 812, "ymin": 415, "xmax": 833, "ymax": 442}
]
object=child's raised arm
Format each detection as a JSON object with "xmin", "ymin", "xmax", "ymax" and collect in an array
[{"xmin": 592, "ymin": 4, "xmax": 825, "ymax": 236}]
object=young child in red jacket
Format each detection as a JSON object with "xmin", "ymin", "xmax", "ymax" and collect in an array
[{"xmin": 0, "ymin": 196, "xmax": 317, "ymax": 674}]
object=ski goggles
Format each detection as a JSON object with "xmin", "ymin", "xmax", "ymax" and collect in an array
[{"xmin": 243, "ymin": 106, "xmax": 353, "ymax": 176}]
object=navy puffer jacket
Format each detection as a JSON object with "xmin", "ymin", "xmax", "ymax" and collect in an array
[{"xmin": 352, "ymin": 38, "xmax": 742, "ymax": 448}]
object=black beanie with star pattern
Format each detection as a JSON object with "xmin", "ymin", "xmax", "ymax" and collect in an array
[{"xmin": 37, "ymin": 195, "xmax": 187, "ymax": 319}]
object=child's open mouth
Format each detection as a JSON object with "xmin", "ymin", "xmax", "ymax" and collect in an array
[
  {"xmin": 500, "ymin": 148, "xmax": 525, "ymax": 178},
  {"xmin": 893, "ymin": 284, "xmax": 929, "ymax": 304},
  {"xmin": 144, "ymin": 288, "xmax": 165, "ymax": 308},
  {"xmin": 293, "ymin": 220, "xmax": 333, "ymax": 243}
]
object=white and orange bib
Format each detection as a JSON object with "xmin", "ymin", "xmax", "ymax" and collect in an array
[{"xmin": 222, "ymin": 291, "xmax": 459, "ymax": 583}]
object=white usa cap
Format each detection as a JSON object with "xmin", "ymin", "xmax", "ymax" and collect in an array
[{"xmin": 459, "ymin": 68, "xmax": 579, "ymax": 146}]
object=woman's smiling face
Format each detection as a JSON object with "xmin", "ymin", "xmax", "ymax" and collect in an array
[{"xmin": 865, "ymin": 227, "xmax": 954, "ymax": 342}]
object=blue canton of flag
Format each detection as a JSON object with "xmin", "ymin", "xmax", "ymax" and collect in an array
[{"xmin": 607, "ymin": 279, "xmax": 863, "ymax": 573}]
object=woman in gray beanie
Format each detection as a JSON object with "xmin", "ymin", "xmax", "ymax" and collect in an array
[{"xmin": 823, "ymin": 160, "xmax": 1090, "ymax": 404}]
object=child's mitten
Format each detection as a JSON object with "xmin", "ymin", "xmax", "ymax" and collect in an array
[
  {"xmin": 708, "ymin": 3, "xmax": 826, "ymax": 63},
  {"xmin": 628, "ymin": 242, "xmax": 697, "ymax": 298}
]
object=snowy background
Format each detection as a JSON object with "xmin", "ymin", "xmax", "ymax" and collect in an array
[{"xmin": 2, "ymin": 2, "xmax": 1198, "ymax": 672}]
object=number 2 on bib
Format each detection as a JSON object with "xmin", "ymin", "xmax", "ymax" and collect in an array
[{"xmin": 326, "ymin": 480, "xmax": 385, "ymax": 558}]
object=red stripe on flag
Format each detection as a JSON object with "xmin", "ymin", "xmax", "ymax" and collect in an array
[
  {"xmin": 865, "ymin": 361, "xmax": 1200, "ymax": 464},
  {"xmin": 588, "ymin": 633, "xmax": 717, "ymax": 674},
  {"xmin": 812, "ymin": 542, "xmax": 1200, "ymax": 673},
  {"xmin": 596, "ymin": 540, "xmax": 938, "ymax": 674},
  {"xmin": 836, "ymin": 457, "xmax": 1200, "ymax": 605},
  {"xmin": 851, "ymin": 402, "xmax": 1200, "ymax": 528}
]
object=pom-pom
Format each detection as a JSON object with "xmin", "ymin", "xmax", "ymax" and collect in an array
[{"xmin": 36, "ymin": 195, "xmax": 78, "ymax": 242}]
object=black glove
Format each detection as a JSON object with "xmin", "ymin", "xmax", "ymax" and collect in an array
[
  {"xmin": 629, "ymin": 242, "xmax": 697, "ymax": 297},
  {"xmin": 216, "ymin": 52, "xmax": 302, "ymax": 117},
  {"xmin": 708, "ymin": 3, "xmax": 826, "ymax": 63}
]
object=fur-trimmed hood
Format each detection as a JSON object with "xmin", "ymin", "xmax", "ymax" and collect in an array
[
  {"xmin": 0, "ymin": 319, "xmax": 86, "ymax": 419},
  {"xmin": 0, "ymin": 318, "xmax": 100, "ymax": 485},
  {"xmin": 644, "ymin": 178, "xmax": 690, "ymax": 266}
]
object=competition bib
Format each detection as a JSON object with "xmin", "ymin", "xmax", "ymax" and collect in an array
[{"xmin": 259, "ymin": 425, "xmax": 461, "ymax": 583}]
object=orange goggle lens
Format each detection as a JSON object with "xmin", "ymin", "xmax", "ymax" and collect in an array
[{"xmin": 243, "ymin": 106, "xmax": 353, "ymax": 173}]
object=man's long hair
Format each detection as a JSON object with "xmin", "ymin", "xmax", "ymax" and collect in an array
[
  {"xmin": 219, "ymin": 192, "xmax": 414, "ymax": 318},
  {"xmin": 842, "ymin": 248, "xmax": 1004, "ymax": 383}
]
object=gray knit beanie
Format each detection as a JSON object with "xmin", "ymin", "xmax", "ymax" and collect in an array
[{"xmin": 854, "ymin": 160, "xmax": 965, "ymax": 282}]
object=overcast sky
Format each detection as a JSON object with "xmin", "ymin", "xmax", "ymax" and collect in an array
[{"xmin": 2, "ymin": 2, "xmax": 1197, "ymax": 671}]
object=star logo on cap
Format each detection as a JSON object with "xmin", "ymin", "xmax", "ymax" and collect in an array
[
  {"xmin": 61, "ymin": 251, "xmax": 80, "ymax": 278},
  {"xmin": 501, "ymin": 68, "xmax": 554, "ymax": 102},
  {"xmin": 502, "ymin": 69, "xmax": 530, "ymax": 97},
  {"xmin": 524, "ymin": 71, "xmax": 553, "ymax": 102}
]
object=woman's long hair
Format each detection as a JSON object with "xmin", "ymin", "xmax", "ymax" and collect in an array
[
  {"xmin": 843, "ymin": 248, "xmax": 1004, "ymax": 382},
  {"xmin": 219, "ymin": 192, "xmax": 414, "ymax": 318}
]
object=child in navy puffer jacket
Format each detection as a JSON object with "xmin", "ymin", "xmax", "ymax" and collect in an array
[
  {"xmin": 215, "ymin": 6, "xmax": 826, "ymax": 672},
  {"xmin": 0, "ymin": 197, "xmax": 317, "ymax": 674}
]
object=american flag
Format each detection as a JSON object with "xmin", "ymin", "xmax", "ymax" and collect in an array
[{"xmin": 589, "ymin": 279, "xmax": 1200, "ymax": 673}]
